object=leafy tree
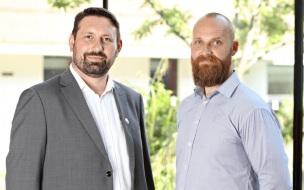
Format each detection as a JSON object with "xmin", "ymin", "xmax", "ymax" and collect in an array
[
  {"xmin": 47, "ymin": 0, "xmax": 93, "ymax": 11},
  {"xmin": 132, "ymin": 0, "xmax": 294, "ymax": 79},
  {"xmin": 132, "ymin": 0, "xmax": 192, "ymax": 47},
  {"xmin": 233, "ymin": 0, "xmax": 294, "ymax": 79},
  {"xmin": 276, "ymin": 99, "xmax": 304, "ymax": 144},
  {"xmin": 276, "ymin": 99, "xmax": 294, "ymax": 143},
  {"xmin": 134, "ymin": 59, "xmax": 179, "ymax": 189}
]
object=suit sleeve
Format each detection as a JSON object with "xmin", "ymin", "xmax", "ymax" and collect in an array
[
  {"xmin": 139, "ymin": 95, "xmax": 155, "ymax": 190},
  {"xmin": 6, "ymin": 88, "xmax": 47, "ymax": 190},
  {"xmin": 240, "ymin": 108, "xmax": 292, "ymax": 190}
]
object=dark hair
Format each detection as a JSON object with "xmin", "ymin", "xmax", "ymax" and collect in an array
[{"xmin": 72, "ymin": 7, "xmax": 121, "ymax": 42}]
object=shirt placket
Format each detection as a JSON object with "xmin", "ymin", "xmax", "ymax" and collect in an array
[
  {"xmin": 100, "ymin": 97, "xmax": 116, "ymax": 168},
  {"xmin": 178, "ymin": 98, "xmax": 210, "ymax": 190},
  {"xmin": 100, "ymin": 95, "xmax": 122, "ymax": 190}
]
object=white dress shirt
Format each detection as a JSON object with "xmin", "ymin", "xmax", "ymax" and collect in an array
[{"xmin": 70, "ymin": 64, "xmax": 131, "ymax": 190}]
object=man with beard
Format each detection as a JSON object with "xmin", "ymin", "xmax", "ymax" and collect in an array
[
  {"xmin": 6, "ymin": 7, "xmax": 155, "ymax": 190},
  {"xmin": 175, "ymin": 13, "xmax": 292, "ymax": 190}
]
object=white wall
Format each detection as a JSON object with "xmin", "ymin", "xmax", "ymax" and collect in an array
[
  {"xmin": 0, "ymin": 54, "xmax": 43, "ymax": 162},
  {"xmin": 109, "ymin": 57, "xmax": 150, "ymax": 90},
  {"xmin": 177, "ymin": 58, "xmax": 195, "ymax": 101},
  {"xmin": 242, "ymin": 60, "xmax": 268, "ymax": 102}
]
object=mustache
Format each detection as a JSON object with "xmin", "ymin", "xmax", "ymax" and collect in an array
[
  {"xmin": 193, "ymin": 54, "xmax": 222, "ymax": 64},
  {"xmin": 83, "ymin": 51, "xmax": 107, "ymax": 59}
]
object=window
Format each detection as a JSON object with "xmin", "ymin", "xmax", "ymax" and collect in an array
[
  {"xmin": 44, "ymin": 56, "xmax": 72, "ymax": 81},
  {"xmin": 267, "ymin": 65, "xmax": 293, "ymax": 95},
  {"xmin": 150, "ymin": 58, "xmax": 177, "ymax": 96}
]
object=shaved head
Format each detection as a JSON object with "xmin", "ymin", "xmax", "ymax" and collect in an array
[{"xmin": 195, "ymin": 12, "xmax": 235, "ymax": 43}]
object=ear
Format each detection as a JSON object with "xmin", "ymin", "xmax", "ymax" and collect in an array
[
  {"xmin": 69, "ymin": 34, "xmax": 75, "ymax": 52},
  {"xmin": 116, "ymin": 40, "xmax": 123, "ymax": 56},
  {"xmin": 231, "ymin": 40, "xmax": 239, "ymax": 56}
]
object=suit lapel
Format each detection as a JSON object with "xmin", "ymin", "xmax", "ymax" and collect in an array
[
  {"xmin": 60, "ymin": 69, "xmax": 110, "ymax": 163},
  {"xmin": 113, "ymin": 84, "xmax": 136, "ymax": 180}
]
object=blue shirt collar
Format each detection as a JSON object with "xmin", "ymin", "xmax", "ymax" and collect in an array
[
  {"xmin": 194, "ymin": 71, "xmax": 241, "ymax": 99},
  {"xmin": 216, "ymin": 71, "xmax": 241, "ymax": 98}
]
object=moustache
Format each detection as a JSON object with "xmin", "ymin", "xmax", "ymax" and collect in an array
[
  {"xmin": 83, "ymin": 51, "xmax": 107, "ymax": 59},
  {"xmin": 193, "ymin": 54, "xmax": 222, "ymax": 65}
]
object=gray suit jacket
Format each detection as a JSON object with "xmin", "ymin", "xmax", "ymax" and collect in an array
[{"xmin": 6, "ymin": 68, "xmax": 155, "ymax": 190}]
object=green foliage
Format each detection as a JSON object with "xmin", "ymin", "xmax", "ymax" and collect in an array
[
  {"xmin": 47, "ymin": 0, "xmax": 93, "ymax": 11},
  {"xmin": 133, "ymin": 0, "xmax": 294, "ymax": 52},
  {"xmin": 132, "ymin": 0, "xmax": 192, "ymax": 46},
  {"xmin": 134, "ymin": 59, "xmax": 179, "ymax": 189},
  {"xmin": 132, "ymin": 19, "xmax": 162, "ymax": 40},
  {"xmin": 234, "ymin": 0, "xmax": 294, "ymax": 51},
  {"xmin": 276, "ymin": 99, "xmax": 304, "ymax": 144},
  {"xmin": 276, "ymin": 100, "xmax": 294, "ymax": 143}
]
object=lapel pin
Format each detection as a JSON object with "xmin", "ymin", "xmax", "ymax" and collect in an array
[{"xmin": 125, "ymin": 118, "xmax": 129, "ymax": 125}]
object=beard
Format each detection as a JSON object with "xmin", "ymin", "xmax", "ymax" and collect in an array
[
  {"xmin": 191, "ymin": 51, "xmax": 232, "ymax": 88},
  {"xmin": 73, "ymin": 47, "xmax": 116, "ymax": 78}
]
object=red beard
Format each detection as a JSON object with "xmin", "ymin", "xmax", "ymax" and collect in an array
[{"xmin": 191, "ymin": 52, "xmax": 232, "ymax": 88}]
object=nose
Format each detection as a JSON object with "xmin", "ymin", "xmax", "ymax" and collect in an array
[
  {"xmin": 92, "ymin": 39, "xmax": 104, "ymax": 52},
  {"xmin": 200, "ymin": 44, "xmax": 211, "ymax": 56}
]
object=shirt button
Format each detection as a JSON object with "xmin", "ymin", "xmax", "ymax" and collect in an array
[
  {"xmin": 194, "ymin": 120, "xmax": 198, "ymax": 124},
  {"xmin": 106, "ymin": 171, "xmax": 112, "ymax": 177},
  {"xmin": 204, "ymin": 100, "xmax": 208, "ymax": 104},
  {"xmin": 184, "ymin": 165, "xmax": 187, "ymax": 169},
  {"xmin": 188, "ymin": 142, "xmax": 192, "ymax": 146}
]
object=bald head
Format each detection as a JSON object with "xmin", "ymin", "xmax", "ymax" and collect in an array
[{"xmin": 194, "ymin": 13, "xmax": 235, "ymax": 43}]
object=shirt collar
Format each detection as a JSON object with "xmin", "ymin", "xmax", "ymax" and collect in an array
[
  {"xmin": 104, "ymin": 74, "xmax": 115, "ymax": 93},
  {"xmin": 194, "ymin": 86, "xmax": 205, "ymax": 98},
  {"xmin": 194, "ymin": 71, "xmax": 241, "ymax": 99},
  {"xmin": 216, "ymin": 71, "xmax": 241, "ymax": 98},
  {"xmin": 69, "ymin": 63, "xmax": 115, "ymax": 93}
]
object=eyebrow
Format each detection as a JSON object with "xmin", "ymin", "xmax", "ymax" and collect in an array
[
  {"xmin": 211, "ymin": 37, "xmax": 224, "ymax": 41},
  {"xmin": 83, "ymin": 32, "xmax": 112, "ymax": 38},
  {"xmin": 83, "ymin": 31, "xmax": 95, "ymax": 35},
  {"xmin": 193, "ymin": 36, "xmax": 224, "ymax": 41}
]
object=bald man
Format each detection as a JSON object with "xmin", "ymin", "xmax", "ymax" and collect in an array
[{"xmin": 175, "ymin": 13, "xmax": 292, "ymax": 190}]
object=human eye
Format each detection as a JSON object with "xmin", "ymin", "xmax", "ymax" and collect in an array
[
  {"xmin": 195, "ymin": 40, "xmax": 202, "ymax": 45},
  {"xmin": 103, "ymin": 37, "xmax": 112, "ymax": 42},
  {"xmin": 85, "ymin": 35, "xmax": 92, "ymax": 39},
  {"xmin": 213, "ymin": 40, "xmax": 221, "ymax": 45}
]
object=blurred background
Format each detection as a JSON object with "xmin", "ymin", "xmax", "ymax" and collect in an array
[{"xmin": 0, "ymin": 0, "xmax": 299, "ymax": 189}]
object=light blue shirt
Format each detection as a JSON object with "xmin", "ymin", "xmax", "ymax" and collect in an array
[{"xmin": 175, "ymin": 72, "xmax": 292, "ymax": 190}]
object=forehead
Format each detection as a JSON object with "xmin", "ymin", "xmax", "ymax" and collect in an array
[
  {"xmin": 78, "ymin": 15, "xmax": 116, "ymax": 32},
  {"xmin": 193, "ymin": 16, "xmax": 231, "ymax": 39}
]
